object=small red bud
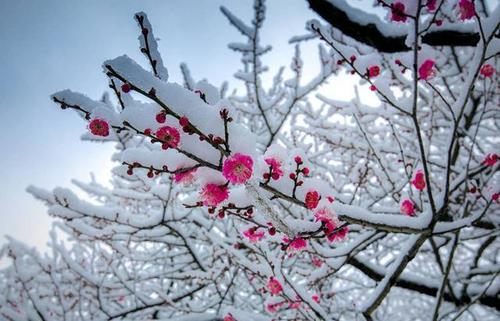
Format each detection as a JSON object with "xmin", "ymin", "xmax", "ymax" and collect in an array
[
  {"xmin": 289, "ymin": 173, "xmax": 296, "ymax": 179},
  {"xmin": 179, "ymin": 116, "xmax": 189, "ymax": 127},
  {"xmin": 121, "ymin": 83, "xmax": 131, "ymax": 93},
  {"xmin": 156, "ymin": 112, "xmax": 166, "ymax": 123},
  {"xmin": 303, "ymin": 167, "xmax": 310, "ymax": 175},
  {"xmin": 144, "ymin": 128, "xmax": 152, "ymax": 135},
  {"xmin": 294, "ymin": 156, "xmax": 302, "ymax": 164}
]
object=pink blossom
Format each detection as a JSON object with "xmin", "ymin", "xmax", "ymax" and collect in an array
[
  {"xmin": 312, "ymin": 294, "xmax": 320, "ymax": 303},
  {"xmin": 305, "ymin": 190, "xmax": 320, "ymax": 209},
  {"xmin": 266, "ymin": 302, "xmax": 284, "ymax": 313},
  {"xmin": 264, "ymin": 157, "xmax": 284, "ymax": 180},
  {"xmin": 174, "ymin": 167, "xmax": 197, "ymax": 185},
  {"xmin": 222, "ymin": 153, "xmax": 254, "ymax": 184},
  {"xmin": 426, "ymin": 0, "xmax": 437, "ymax": 11},
  {"xmin": 89, "ymin": 119, "xmax": 109, "ymax": 137},
  {"xmin": 480, "ymin": 64, "xmax": 495, "ymax": 78},
  {"xmin": 391, "ymin": 2, "xmax": 407, "ymax": 22},
  {"xmin": 289, "ymin": 237, "xmax": 307, "ymax": 251},
  {"xmin": 156, "ymin": 126, "xmax": 180, "ymax": 149},
  {"xmin": 418, "ymin": 59, "xmax": 436, "ymax": 80},
  {"xmin": 327, "ymin": 226, "xmax": 349, "ymax": 242},
  {"xmin": 412, "ymin": 170, "xmax": 426, "ymax": 190},
  {"xmin": 492, "ymin": 193, "xmax": 499, "ymax": 202},
  {"xmin": 368, "ymin": 65, "xmax": 381, "ymax": 78},
  {"xmin": 400, "ymin": 199, "xmax": 415, "ymax": 216},
  {"xmin": 200, "ymin": 183, "xmax": 229, "ymax": 206},
  {"xmin": 243, "ymin": 227, "xmax": 265, "ymax": 243},
  {"xmin": 267, "ymin": 277, "xmax": 283, "ymax": 295},
  {"xmin": 459, "ymin": 0, "xmax": 475, "ymax": 20},
  {"xmin": 314, "ymin": 206, "xmax": 339, "ymax": 235},
  {"xmin": 289, "ymin": 300, "xmax": 301, "ymax": 309},
  {"xmin": 223, "ymin": 314, "xmax": 236, "ymax": 321},
  {"xmin": 312, "ymin": 256, "xmax": 323, "ymax": 267},
  {"xmin": 483, "ymin": 153, "xmax": 498, "ymax": 167}
]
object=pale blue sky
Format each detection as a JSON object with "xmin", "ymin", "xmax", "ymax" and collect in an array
[{"xmin": 0, "ymin": 0, "xmax": 362, "ymax": 251}]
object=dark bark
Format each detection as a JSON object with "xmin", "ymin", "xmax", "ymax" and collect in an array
[{"xmin": 349, "ymin": 257, "xmax": 499, "ymax": 311}]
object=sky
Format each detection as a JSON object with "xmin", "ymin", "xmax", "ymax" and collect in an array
[{"xmin": 0, "ymin": 0, "xmax": 362, "ymax": 254}]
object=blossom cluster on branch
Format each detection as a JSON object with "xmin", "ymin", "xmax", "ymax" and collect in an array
[{"xmin": 1, "ymin": 1, "xmax": 499, "ymax": 321}]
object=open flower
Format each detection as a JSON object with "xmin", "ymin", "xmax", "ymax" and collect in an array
[
  {"xmin": 327, "ymin": 226, "xmax": 349, "ymax": 242},
  {"xmin": 243, "ymin": 227, "xmax": 265, "ymax": 243},
  {"xmin": 480, "ymin": 64, "xmax": 495, "ymax": 78},
  {"xmin": 305, "ymin": 190, "xmax": 320, "ymax": 209},
  {"xmin": 200, "ymin": 183, "xmax": 229, "ymax": 206},
  {"xmin": 174, "ymin": 167, "xmax": 197, "ymax": 185},
  {"xmin": 267, "ymin": 277, "xmax": 283, "ymax": 295},
  {"xmin": 391, "ymin": 2, "xmax": 407, "ymax": 22},
  {"xmin": 156, "ymin": 126, "xmax": 180, "ymax": 149},
  {"xmin": 419, "ymin": 59, "xmax": 436, "ymax": 80},
  {"xmin": 368, "ymin": 65, "xmax": 381, "ymax": 78},
  {"xmin": 223, "ymin": 153, "xmax": 254, "ymax": 184},
  {"xmin": 89, "ymin": 119, "xmax": 109, "ymax": 137},
  {"xmin": 412, "ymin": 170, "xmax": 426, "ymax": 190},
  {"xmin": 315, "ymin": 207, "xmax": 339, "ymax": 235},
  {"xmin": 459, "ymin": 0, "xmax": 475, "ymax": 20},
  {"xmin": 400, "ymin": 199, "xmax": 415, "ymax": 216},
  {"xmin": 289, "ymin": 237, "xmax": 307, "ymax": 251},
  {"xmin": 426, "ymin": 0, "xmax": 437, "ymax": 11},
  {"xmin": 264, "ymin": 157, "xmax": 284, "ymax": 180}
]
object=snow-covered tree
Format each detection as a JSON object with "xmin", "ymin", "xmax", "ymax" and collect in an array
[{"xmin": 1, "ymin": 1, "xmax": 499, "ymax": 320}]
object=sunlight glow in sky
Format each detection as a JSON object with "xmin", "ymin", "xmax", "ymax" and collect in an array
[{"xmin": 0, "ymin": 0, "xmax": 363, "ymax": 252}]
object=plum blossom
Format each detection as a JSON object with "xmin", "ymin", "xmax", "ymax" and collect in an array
[
  {"xmin": 305, "ymin": 190, "xmax": 320, "ymax": 209},
  {"xmin": 327, "ymin": 226, "xmax": 349, "ymax": 242},
  {"xmin": 412, "ymin": 170, "xmax": 426, "ymax": 190},
  {"xmin": 264, "ymin": 157, "xmax": 284, "ymax": 180},
  {"xmin": 173, "ymin": 167, "xmax": 197, "ymax": 185},
  {"xmin": 312, "ymin": 294, "xmax": 320, "ymax": 303},
  {"xmin": 480, "ymin": 64, "xmax": 495, "ymax": 78},
  {"xmin": 200, "ymin": 183, "xmax": 229, "ymax": 206},
  {"xmin": 242, "ymin": 227, "xmax": 265, "ymax": 243},
  {"xmin": 222, "ymin": 153, "xmax": 254, "ymax": 184},
  {"xmin": 89, "ymin": 119, "xmax": 109, "ymax": 137},
  {"xmin": 266, "ymin": 302, "xmax": 284, "ymax": 313},
  {"xmin": 155, "ymin": 111, "xmax": 166, "ymax": 123},
  {"xmin": 419, "ymin": 59, "xmax": 435, "ymax": 80},
  {"xmin": 156, "ymin": 126, "xmax": 180, "ymax": 149},
  {"xmin": 312, "ymin": 256, "xmax": 323, "ymax": 267},
  {"xmin": 314, "ymin": 206, "xmax": 339, "ymax": 235},
  {"xmin": 368, "ymin": 65, "xmax": 381, "ymax": 78},
  {"xmin": 400, "ymin": 199, "xmax": 415, "ymax": 216},
  {"xmin": 223, "ymin": 314, "xmax": 236, "ymax": 321},
  {"xmin": 458, "ymin": 0, "xmax": 475, "ymax": 20},
  {"xmin": 492, "ymin": 193, "xmax": 499, "ymax": 202},
  {"xmin": 483, "ymin": 153, "xmax": 498, "ymax": 167},
  {"xmin": 289, "ymin": 237, "xmax": 307, "ymax": 251},
  {"xmin": 390, "ymin": 2, "xmax": 407, "ymax": 22},
  {"xmin": 267, "ymin": 277, "xmax": 283, "ymax": 295},
  {"xmin": 426, "ymin": 0, "xmax": 437, "ymax": 11}
]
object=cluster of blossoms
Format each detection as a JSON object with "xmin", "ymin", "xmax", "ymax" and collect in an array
[{"xmin": 388, "ymin": 0, "xmax": 476, "ymax": 22}]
